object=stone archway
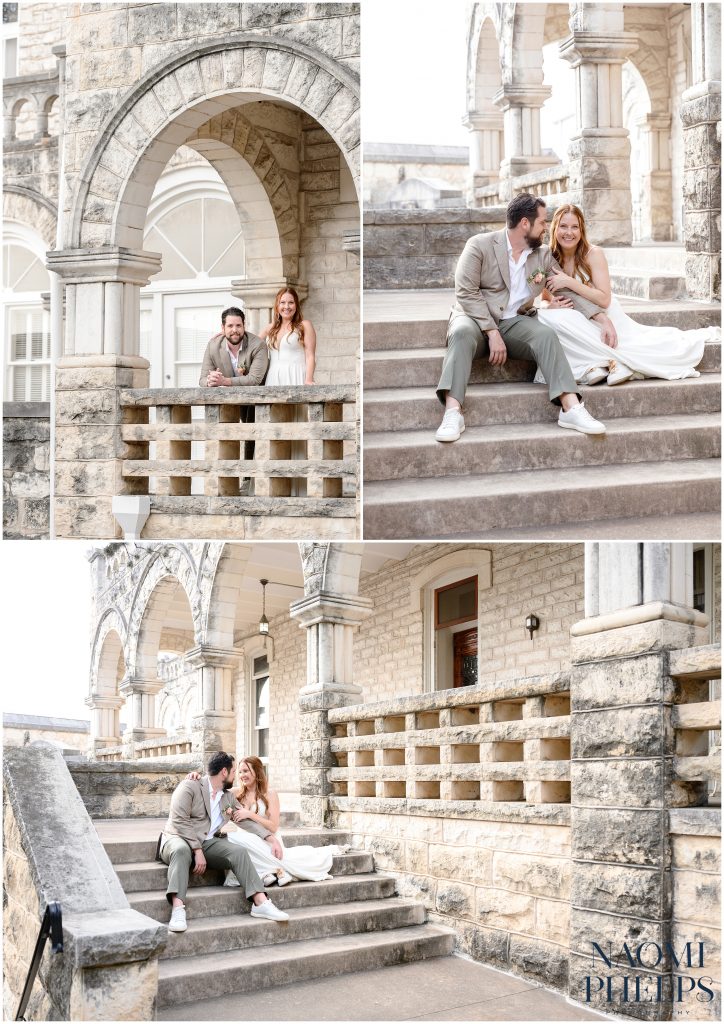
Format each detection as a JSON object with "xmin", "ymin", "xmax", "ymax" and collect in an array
[
  {"xmin": 465, "ymin": 14, "xmax": 504, "ymax": 189},
  {"xmin": 89, "ymin": 608, "xmax": 128, "ymax": 749},
  {"xmin": 3, "ymin": 187, "xmax": 57, "ymax": 249}
]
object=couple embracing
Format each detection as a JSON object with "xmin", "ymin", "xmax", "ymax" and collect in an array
[
  {"xmin": 160, "ymin": 752, "xmax": 347, "ymax": 933},
  {"xmin": 436, "ymin": 192, "xmax": 714, "ymax": 442}
]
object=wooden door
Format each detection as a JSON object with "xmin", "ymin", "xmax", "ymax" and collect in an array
[{"xmin": 453, "ymin": 627, "xmax": 478, "ymax": 687}]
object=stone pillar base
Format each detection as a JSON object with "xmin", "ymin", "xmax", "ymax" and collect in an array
[
  {"xmin": 55, "ymin": 355, "xmax": 150, "ymax": 539},
  {"xmin": 190, "ymin": 712, "xmax": 236, "ymax": 759},
  {"xmin": 566, "ymin": 130, "xmax": 633, "ymax": 245},
  {"xmin": 299, "ymin": 689, "xmax": 360, "ymax": 827},
  {"xmin": 681, "ymin": 81, "xmax": 721, "ymax": 301}
]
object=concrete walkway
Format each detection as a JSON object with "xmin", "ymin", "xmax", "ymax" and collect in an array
[{"xmin": 158, "ymin": 954, "xmax": 609, "ymax": 1021}]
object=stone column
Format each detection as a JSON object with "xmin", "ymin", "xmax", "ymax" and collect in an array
[
  {"xmin": 118, "ymin": 675, "xmax": 165, "ymax": 757},
  {"xmin": 493, "ymin": 84, "xmax": 553, "ymax": 182},
  {"xmin": 182, "ymin": 646, "xmax": 238, "ymax": 759},
  {"xmin": 46, "ymin": 248, "xmax": 161, "ymax": 539},
  {"xmin": 463, "ymin": 112, "xmax": 504, "ymax": 193},
  {"xmin": 569, "ymin": 542, "xmax": 709, "ymax": 1019},
  {"xmin": 289, "ymin": 591, "xmax": 373, "ymax": 826},
  {"xmin": 680, "ymin": 2, "xmax": 721, "ymax": 301},
  {"xmin": 559, "ymin": 8, "xmax": 638, "ymax": 244},
  {"xmin": 86, "ymin": 694, "xmax": 124, "ymax": 753},
  {"xmin": 230, "ymin": 279, "xmax": 309, "ymax": 336},
  {"xmin": 641, "ymin": 115, "xmax": 674, "ymax": 242}
]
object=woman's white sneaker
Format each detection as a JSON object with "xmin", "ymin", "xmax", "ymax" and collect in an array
[
  {"xmin": 435, "ymin": 409, "xmax": 465, "ymax": 442},
  {"xmin": 558, "ymin": 402, "xmax": 606, "ymax": 435}
]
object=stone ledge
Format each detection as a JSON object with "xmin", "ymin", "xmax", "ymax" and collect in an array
[
  {"xmin": 63, "ymin": 909, "xmax": 166, "ymax": 967},
  {"xmin": 3, "ymin": 402, "xmax": 50, "ymax": 418},
  {"xmin": 329, "ymin": 796, "xmax": 570, "ymax": 826},
  {"xmin": 669, "ymin": 808, "xmax": 721, "ymax": 837}
]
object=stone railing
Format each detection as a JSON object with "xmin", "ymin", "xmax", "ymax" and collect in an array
[
  {"xmin": 328, "ymin": 673, "xmax": 571, "ymax": 817},
  {"xmin": 69, "ymin": 758, "xmax": 200, "ymax": 818},
  {"xmin": 95, "ymin": 735, "xmax": 193, "ymax": 762},
  {"xmin": 669, "ymin": 643, "xmax": 721, "ymax": 805},
  {"xmin": 474, "ymin": 165, "xmax": 570, "ymax": 207},
  {"xmin": 3, "ymin": 70, "xmax": 59, "ymax": 141},
  {"xmin": 119, "ymin": 385, "xmax": 357, "ymax": 522}
]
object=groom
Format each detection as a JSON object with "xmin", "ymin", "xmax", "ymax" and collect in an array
[
  {"xmin": 435, "ymin": 193, "xmax": 617, "ymax": 441},
  {"xmin": 159, "ymin": 751, "xmax": 288, "ymax": 932}
]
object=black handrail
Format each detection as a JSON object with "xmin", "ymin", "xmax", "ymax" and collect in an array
[{"xmin": 15, "ymin": 902, "xmax": 63, "ymax": 1021}]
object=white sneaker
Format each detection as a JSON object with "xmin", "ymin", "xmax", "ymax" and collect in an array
[
  {"xmin": 223, "ymin": 872, "xmax": 241, "ymax": 887},
  {"xmin": 533, "ymin": 367, "xmax": 546, "ymax": 384},
  {"xmin": 435, "ymin": 408, "xmax": 465, "ymax": 442},
  {"xmin": 580, "ymin": 367, "xmax": 608, "ymax": 386},
  {"xmin": 607, "ymin": 363, "xmax": 634, "ymax": 386},
  {"xmin": 261, "ymin": 872, "xmax": 277, "ymax": 886},
  {"xmin": 168, "ymin": 904, "xmax": 187, "ymax": 932},
  {"xmin": 558, "ymin": 402, "xmax": 606, "ymax": 435},
  {"xmin": 250, "ymin": 898, "xmax": 289, "ymax": 922},
  {"xmin": 277, "ymin": 870, "xmax": 293, "ymax": 887}
]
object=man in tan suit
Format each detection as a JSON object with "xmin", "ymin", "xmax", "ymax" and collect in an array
[
  {"xmin": 436, "ymin": 193, "xmax": 616, "ymax": 441},
  {"xmin": 160, "ymin": 751, "xmax": 289, "ymax": 932}
]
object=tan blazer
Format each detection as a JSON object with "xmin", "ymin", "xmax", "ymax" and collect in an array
[
  {"xmin": 162, "ymin": 776, "xmax": 271, "ymax": 851},
  {"xmin": 199, "ymin": 332, "xmax": 269, "ymax": 386},
  {"xmin": 450, "ymin": 228, "xmax": 601, "ymax": 334}
]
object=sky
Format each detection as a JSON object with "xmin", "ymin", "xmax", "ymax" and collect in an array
[
  {"xmin": 362, "ymin": 0, "xmax": 470, "ymax": 147},
  {"xmin": 1, "ymin": 541, "xmax": 92, "ymax": 721}
]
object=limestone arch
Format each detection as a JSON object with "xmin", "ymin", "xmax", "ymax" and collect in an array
[
  {"xmin": 90, "ymin": 608, "xmax": 128, "ymax": 698},
  {"xmin": 300, "ymin": 542, "xmax": 365, "ymax": 597},
  {"xmin": 204, "ymin": 543, "xmax": 254, "ymax": 649},
  {"xmin": 3, "ymin": 188, "xmax": 57, "ymax": 249},
  {"xmin": 467, "ymin": 14, "xmax": 503, "ymax": 117},
  {"xmin": 134, "ymin": 574, "xmax": 197, "ymax": 682},
  {"xmin": 68, "ymin": 36, "xmax": 360, "ymax": 251}
]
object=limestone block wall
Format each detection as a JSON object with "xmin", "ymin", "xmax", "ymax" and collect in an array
[
  {"xmin": 353, "ymin": 543, "xmax": 584, "ymax": 703},
  {"xmin": 17, "ymin": 2, "xmax": 69, "ymax": 75},
  {"xmin": 69, "ymin": 758, "xmax": 199, "ymax": 818},
  {"xmin": 363, "ymin": 208, "xmax": 505, "ymax": 290},
  {"xmin": 3, "ymin": 403, "xmax": 50, "ymax": 540},
  {"xmin": 332, "ymin": 805, "xmax": 572, "ymax": 990},
  {"xmin": 670, "ymin": 814, "xmax": 721, "ymax": 1020}
]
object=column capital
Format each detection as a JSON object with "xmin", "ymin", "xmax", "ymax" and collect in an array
[
  {"xmin": 182, "ymin": 645, "xmax": 241, "ymax": 670},
  {"xmin": 492, "ymin": 84, "xmax": 551, "ymax": 112},
  {"xmin": 463, "ymin": 111, "xmax": 504, "ymax": 132},
  {"xmin": 559, "ymin": 32, "xmax": 639, "ymax": 67},
  {"xmin": 46, "ymin": 246, "xmax": 162, "ymax": 286},
  {"xmin": 119, "ymin": 674, "xmax": 165, "ymax": 697},
  {"xmin": 86, "ymin": 694, "xmax": 125, "ymax": 711},
  {"xmin": 289, "ymin": 591, "xmax": 374, "ymax": 629}
]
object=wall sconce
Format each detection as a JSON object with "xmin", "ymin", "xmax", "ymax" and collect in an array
[
  {"xmin": 525, "ymin": 613, "xmax": 540, "ymax": 640},
  {"xmin": 259, "ymin": 579, "xmax": 270, "ymax": 635}
]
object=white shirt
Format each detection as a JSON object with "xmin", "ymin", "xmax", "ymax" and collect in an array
[
  {"xmin": 206, "ymin": 780, "xmax": 225, "ymax": 840},
  {"xmin": 226, "ymin": 342, "xmax": 240, "ymax": 375},
  {"xmin": 501, "ymin": 232, "xmax": 533, "ymax": 320}
]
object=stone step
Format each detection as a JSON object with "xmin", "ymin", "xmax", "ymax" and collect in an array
[
  {"xmin": 159, "ymin": 898, "xmax": 425, "ymax": 960},
  {"xmin": 102, "ymin": 828, "xmax": 352, "ymax": 865},
  {"xmin": 363, "ymin": 459, "xmax": 721, "ymax": 539},
  {"xmin": 363, "ymin": 310, "xmax": 721, "ymax": 350},
  {"xmin": 610, "ymin": 271, "xmax": 687, "ymax": 301},
  {"xmin": 363, "ymin": 342, "xmax": 719, "ymax": 389},
  {"xmin": 364, "ymin": 413, "xmax": 720, "ymax": 483},
  {"xmin": 364, "ymin": 376, "xmax": 721, "ymax": 433},
  {"xmin": 116, "ymin": 852, "xmax": 373, "ymax": 893},
  {"xmin": 157, "ymin": 924, "xmax": 455, "ymax": 1007},
  {"xmin": 128, "ymin": 873, "xmax": 397, "ymax": 922}
]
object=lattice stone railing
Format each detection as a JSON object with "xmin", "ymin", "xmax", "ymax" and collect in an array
[
  {"xmin": 119, "ymin": 386, "xmax": 356, "ymax": 519},
  {"xmin": 327, "ymin": 674, "xmax": 571, "ymax": 814},
  {"xmin": 474, "ymin": 165, "xmax": 570, "ymax": 208},
  {"xmin": 669, "ymin": 643, "xmax": 721, "ymax": 806},
  {"xmin": 95, "ymin": 735, "xmax": 192, "ymax": 761}
]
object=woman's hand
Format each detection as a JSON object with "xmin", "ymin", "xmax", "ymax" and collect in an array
[
  {"xmin": 546, "ymin": 269, "xmax": 575, "ymax": 293},
  {"xmin": 232, "ymin": 807, "xmax": 253, "ymax": 822},
  {"xmin": 186, "ymin": 771, "xmax": 201, "ymax": 781}
]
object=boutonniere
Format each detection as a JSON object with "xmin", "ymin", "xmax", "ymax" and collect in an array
[{"xmin": 527, "ymin": 269, "xmax": 545, "ymax": 286}]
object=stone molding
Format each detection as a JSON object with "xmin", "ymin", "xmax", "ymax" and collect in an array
[
  {"xmin": 571, "ymin": 600, "xmax": 709, "ymax": 637},
  {"xmin": 408, "ymin": 548, "xmax": 493, "ymax": 613},
  {"xmin": 46, "ymin": 247, "xmax": 162, "ymax": 286}
]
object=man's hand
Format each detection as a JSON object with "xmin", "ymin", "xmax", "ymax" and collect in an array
[
  {"xmin": 193, "ymin": 849, "xmax": 207, "ymax": 875},
  {"xmin": 206, "ymin": 370, "xmax": 230, "ymax": 387},
  {"xmin": 265, "ymin": 835, "xmax": 283, "ymax": 860},
  {"xmin": 487, "ymin": 329, "xmax": 507, "ymax": 366},
  {"xmin": 186, "ymin": 771, "xmax": 201, "ymax": 781},
  {"xmin": 592, "ymin": 312, "xmax": 618, "ymax": 348},
  {"xmin": 547, "ymin": 295, "xmax": 574, "ymax": 309}
]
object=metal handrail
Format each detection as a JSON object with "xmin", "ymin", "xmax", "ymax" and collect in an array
[{"xmin": 15, "ymin": 902, "xmax": 63, "ymax": 1021}]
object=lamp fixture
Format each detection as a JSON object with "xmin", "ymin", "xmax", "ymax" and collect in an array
[
  {"xmin": 259, "ymin": 579, "xmax": 270, "ymax": 635},
  {"xmin": 525, "ymin": 613, "xmax": 540, "ymax": 640}
]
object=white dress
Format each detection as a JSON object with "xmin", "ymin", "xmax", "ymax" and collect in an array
[
  {"xmin": 266, "ymin": 330, "xmax": 306, "ymax": 385},
  {"xmin": 224, "ymin": 799, "xmax": 346, "ymax": 883},
  {"xmin": 537, "ymin": 294, "xmax": 717, "ymax": 383}
]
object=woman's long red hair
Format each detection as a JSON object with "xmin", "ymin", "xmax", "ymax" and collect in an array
[
  {"xmin": 550, "ymin": 204, "xmax": 593, "ymax": 284},
  {"xmin": 267, "ymin": 287, "xmax": 305, "ymax": 349}
]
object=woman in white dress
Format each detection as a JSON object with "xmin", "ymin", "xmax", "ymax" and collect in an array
[
  {"xmin": 260, "ymin": 287, "xmax": 317, "ymax": 385},
  {"xmin": 191, "ymin": 757, "xmax": 349, "ymax": 887},
  {"xmin": 535, "ymin": 204, "xmax": 717, "ymax": 386}
]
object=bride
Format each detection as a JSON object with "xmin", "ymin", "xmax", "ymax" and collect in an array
[
  {"xmin": 535, "ymin": 204, "xmax": 717, "ymax": 386},
  {"xmin": 190, "ymin": 757, "xmax": 349, "ymax": 887}
]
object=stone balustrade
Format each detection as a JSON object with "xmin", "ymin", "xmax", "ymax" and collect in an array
[
  {"xmin": 95, "ymin": 736, "xmax": 192, "ymax": 762},
  {"xmin": 119, "ymin": 385, "xmax": 357, "ymax": 529},
  {"xmin": 328, "ymin": 673, "xmax": 572, "ymax": 815},
  {"xmin": 473, "ymin": 164, "xmax": 570, "ymax": 207},
  {"xmin": 3, "ymin": 70, "xmax": 59, "ymax": 141},
  {"xmin": 669, "ymin": 643, "xmax": 721, "ymax": 805}
]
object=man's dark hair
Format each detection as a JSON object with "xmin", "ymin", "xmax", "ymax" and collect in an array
[
  {"xmin": 207, "ymin": 751, "xmax": 235, "ymax": 776},
  {"xmin": 507, "ymin": 193, "xmax": 546, "ymax": 229},
  {"xmin": 221, "ymin": 306, "xmax": 245, "ymax": 324}
]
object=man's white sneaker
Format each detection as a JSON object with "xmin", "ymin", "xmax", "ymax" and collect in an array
[
  {"xmin": 250, "ymin": 898, "xmax": 289, "ymax": 922},
  {"xmin": 168, "ymin": 905, "xmax": 187, "ymax": 932},
  {"xmin": 558, "ymin": 402, "xmax": 606, "ymax": 435},
  {"xmin": 435, "ymin": 409, "xmax": 465, "ymax": 442}
]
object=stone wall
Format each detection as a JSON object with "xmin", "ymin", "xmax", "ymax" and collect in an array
[
  {"xmin": 3, "ymin": 403, "xmax": 50, "ymax": 540},
  {"xmin": 69, "ymin": 758, "xmax": 200, "ymax": 818},
  {"xmin": 17, "ymin": 2, "xmax": 69, "ymax": 75},
  {"xmin": 363, "ymin": 208, "xmax": 504, "ymax": 290}
]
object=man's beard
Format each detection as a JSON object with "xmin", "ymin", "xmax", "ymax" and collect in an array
[
  {"xmin": 223, "ymin": 779, "xmax": 234, "ymax": 791},
  {"xmin": 526, "ymin": 233, "xmax": 544, "ymax": 251}
]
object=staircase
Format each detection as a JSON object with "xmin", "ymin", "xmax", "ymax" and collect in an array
[
  {"xmin": 363, "ymin": 292, "xmax": 721, "ymax": 539},
  {"xmin": 95, "ymin": 816, "xmax": 454, "ymax": 1013}
]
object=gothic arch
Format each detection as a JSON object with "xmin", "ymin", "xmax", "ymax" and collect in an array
[{"xmin": 68, "ymin": 36, "xmax": 360, "ymax": 250}]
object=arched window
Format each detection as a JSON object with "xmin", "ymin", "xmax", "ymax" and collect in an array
[{"xmin": 2, "ymin": 223, "xmax": 51, "ymax": 401}]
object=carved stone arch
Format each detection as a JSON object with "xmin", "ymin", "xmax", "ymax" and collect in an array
[
  {"xmin": 90, "ymin": 606, "xmax": 128, "ymax": 697},
  {"xmin": 467, "ymin": 10, "xmax": 502, "ymax": 117},
  {"xmin": 3, "ymin": 187, "xmax": 58, "ymax": 249},
  {"xmin": 299, "ymin": 542, "xmax": 364, "ymax": 597},
  {"xmin": 68, "ymin": 36, "xmax": 360, "ymax": 250},
  {"xmin": 204, "ymin": 543, "xmax": 254, "ymax": 648},
  {"xmin": 158, "ymin": 690, "xmax": 183, "ymax": 732},
  {"xmin": 504, "ymin": 3, "xmax": 549, "ymax": 88}
]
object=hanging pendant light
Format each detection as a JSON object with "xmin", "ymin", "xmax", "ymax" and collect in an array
[{"xmin": 259, "ymin": 579, "xmax": 270, "ymax": 635}]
